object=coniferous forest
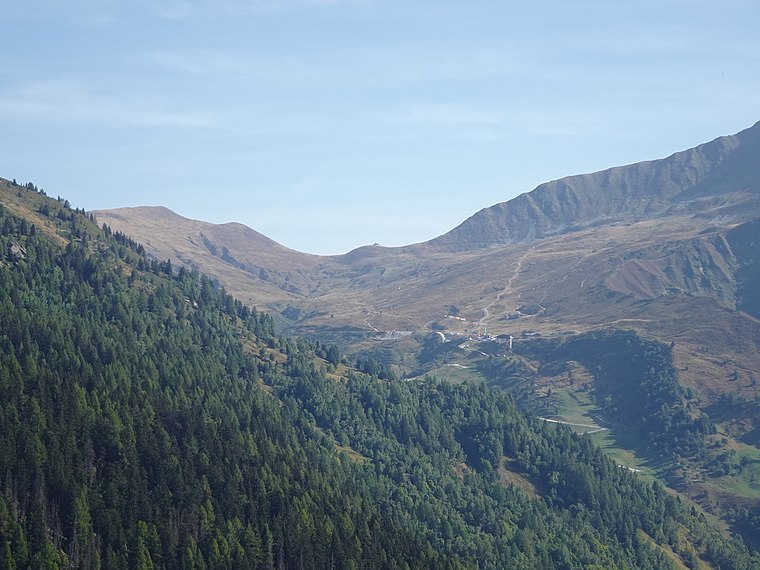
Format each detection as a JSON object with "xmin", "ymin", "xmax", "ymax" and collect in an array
[{"xmin": 1, "ymin": 181, "xmax": 759, "ymax": 568}]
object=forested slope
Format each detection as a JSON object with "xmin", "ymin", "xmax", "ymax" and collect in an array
[{"xmin": 1, "ymin": 181, "xmax": 758, "ymax": 568}]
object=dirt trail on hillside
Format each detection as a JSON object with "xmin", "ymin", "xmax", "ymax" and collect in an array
[{"xmin": 478, "ymin": 247, "xmax": 533, "ymax": 328}]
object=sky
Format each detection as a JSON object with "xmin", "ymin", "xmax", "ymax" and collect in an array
[{"xmin": 2, "ymin": 1, "xmax": 759, "ymax": 255}]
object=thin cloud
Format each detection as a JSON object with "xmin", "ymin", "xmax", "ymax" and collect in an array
[
  {"xmin": 149, "ymin": 44, "xmax": 527, "ymax": 95},
  {"xmin": 379, "ymin": 49, "xmax": 524, "ymax": 83},
  {"xmin": 150, "ymin": 50, "xmax": 250, "ymax": 75},
  {"xmin": 0, "ymin": 78, "xmax": 341, "ymax": 139},
  {"xmin": 0, "ymin": 79, "xmax": 220, "ymax": 129},
  {"xmin": 4, "ymin": 2, "xmax": 121, "ymax": 27},
  {"xmin": 374, "ymin": 103, "xmax": 508, "ymax": 128},
  {"xmin": 366, "ymin": 103, "xmax": 602, "ymax": 134},
  {"xmin": 148, "ymin": 50, "xmax": 325, "ymax": 83},
  {"xmin": 148, "ymin": 0, "xmax": 359, "ymax": 19}
]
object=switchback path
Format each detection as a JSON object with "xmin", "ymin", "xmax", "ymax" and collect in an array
[{"xmin": 478, "ymin": 246, "xmax": 533, "ymax": 328}]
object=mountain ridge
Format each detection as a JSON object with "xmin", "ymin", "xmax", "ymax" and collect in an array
[
  {"xmin": 97, "ymin": 205, "xmax": 325, "ymax": 306},
  {"xmin": 429, "ymin": 120, "xmax": 760, "ymax": 251},
  {"xmin": 95, "ymin": 121, "xmax": 760, "ymax": 260},
  {"xmin": 91, "ymin": 121, "xmax": 760, "ymax": 346}
]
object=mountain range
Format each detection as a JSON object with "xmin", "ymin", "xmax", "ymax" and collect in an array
[
  {"xmin": 93, "ymin": 121, "xmax": 760, "ymax": 539},
  {"xmin": 93, "ymin": 121, "xmax": 760, "ymax": 372},
  {"xmin": 8, "ymin": 178, "xmax": 760, "ymax": 568},
  {"xmin": 2, "ymin": 120, "xmax": 760, "ymax": 566}
]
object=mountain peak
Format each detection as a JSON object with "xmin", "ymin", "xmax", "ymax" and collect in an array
[
  {"xmin": 94, "ymin": 205, "xmax": 293, "ymax": 251},
  {"xmin": 428, "ymin": 122, "xmax": 760, "ymax": 251}
]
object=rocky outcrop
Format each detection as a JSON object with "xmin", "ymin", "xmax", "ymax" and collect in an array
[{"xmin": 7, "ymin": 242, "xmax": 26, "ymax": 262}]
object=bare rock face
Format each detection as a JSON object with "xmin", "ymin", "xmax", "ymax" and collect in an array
[
  {"xmin": 7, "ymin": 242, "xmax": 26, "ymax": 262},
  {"xmin": 428, "ymin": 122, "xmax": 760, "ymax": 251}
]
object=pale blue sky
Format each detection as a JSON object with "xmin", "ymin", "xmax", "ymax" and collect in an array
[{"xmin": 2, "ymin": 1, "xmax": 759, "ymax": 254}]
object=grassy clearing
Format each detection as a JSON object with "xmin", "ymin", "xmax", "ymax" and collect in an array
[
  {"xmin": 710, "ymin": 440, "xmax": 760, "ymax": 499},
  {"xmin": 639, "ymin": 530, "xmax": 693, "ymax": 570},
  {"xmin": 533, "ymin": 385, "xmax": 661, "ymax": 479},
  {"xmin": 498, "ymin": 457, "xmax": 540, "ymax": 498},
  {"xmin": 334, "ymin": 444, "xmax": 368, "ymax": 464},
  {"xmin": 420, "ymin": 363, "xmax": 485, "ymax": 384},
  {"xmin": 588, "ymin": 430, "xmax": 658, "ymax": 479},
  {"xmin": 548, "ymin": 387, "xmax": 601, "ymax": 427}
]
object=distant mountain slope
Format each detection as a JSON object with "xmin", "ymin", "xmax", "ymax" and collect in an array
[
  {"xmin": 91, "ymin": 123, "xmax": 760, "ymax": 346},
  {"xmin": 93, "ymin": 205, "xmax": 323, "ymax": 306},
  {"xmin": 429, "ymin": 121, "xmax": 760, "ymax": 251}
]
